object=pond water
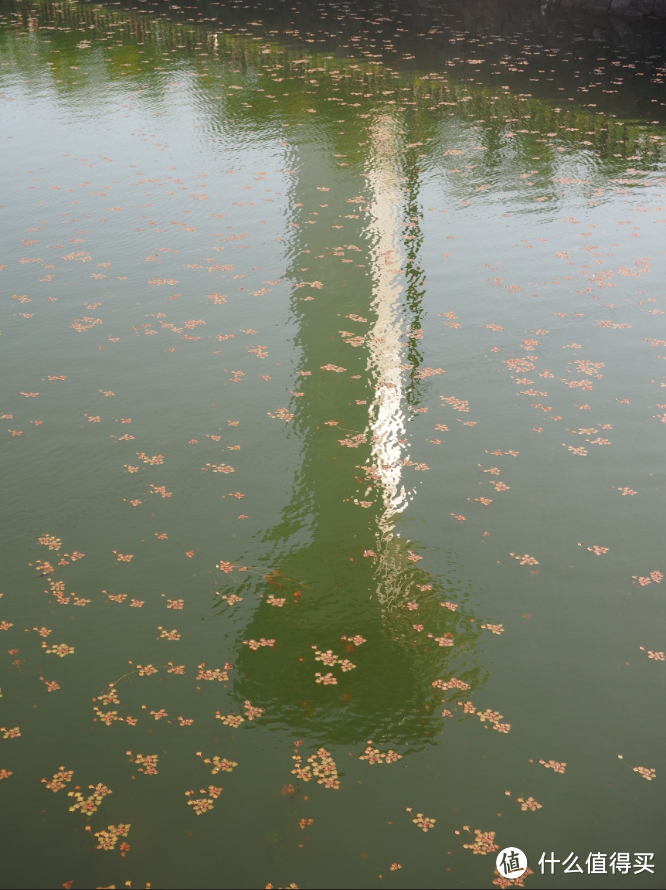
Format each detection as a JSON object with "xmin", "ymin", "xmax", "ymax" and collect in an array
[{"xmin": 0, "ymin": 1, "xmax": 664, "ymax": 887}]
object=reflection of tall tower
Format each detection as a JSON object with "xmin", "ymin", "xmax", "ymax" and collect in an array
[
  {"xmin": 221, "ymin": 129, "xmax": 485, "ymax": 748},
  {"xmin": 366, "ymin": 114, "xmax": 411, "ymax": 528},
  {"xmin": 16, "ymin": 0, "xmax": 489, "ymax": 749}
]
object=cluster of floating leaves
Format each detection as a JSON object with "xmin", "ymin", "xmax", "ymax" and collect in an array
[
  {"xmin": 359, "ymin": 742, "xmax": 402, "ymax": 764},
  {"xmin": 406, "ymin": 809, "xmax": 436, "ymax": 832},
  {"xmin": 68, "ymin": 783, "xmax": 112, "ymax": 815},
  {"xmin": 41, "ymin": 767, "xmax": 73, "ymax": 793},
  {"xmin": 196, "ymin": 664, "xmax": 229, "ymax": 682},
  {"xmin": 185, "ymin": 785, "xmax": 222, "ymax": 815},
  {"xmin": 93, "ymin": 823, "xmax": 130, "ymax": 852},
  {"xmin": 632, "ymin": 571, "xmax": 663, "ymax": 587},
  {"xmin": 42, "ymin": 642, "xmax": 74, "ymax": 657},
  {"xmin": 426, "ymin": 632, "xmax": 454, "ymax": 648},
  {"xmin": 312, "ymin": 646, "xmax": 356, "ymax": 683},
  {"xmin": 481, "ymin": 624, "xmax": 504, "ymax": 635},
  {"xmin": 267, "ymin": 408, "xmax": 294, "ymax": 422},
  {"xmin": 510, "ymin": 553, "xmax": 539, "ymax": 566},
  {"xmin": 492, "ymin": 866, "xmax": 534, "ymax": 889},
  {"xmin": 158, "ymin": 627, "xmax": 181, "ymax": 641},
  {"xmin": 460, "ymin": 828, "xmax": 500, "ymax": 855},
  {"xmin": 1, "ymin": 725, "xmax": 21, "ymax": 739},
  {"xmin": 244, "ymin": 638, "xmax": 275, "ymax": 650},
  {"xmin": 517, "ymin": 796, "xmax": 542, "ymax": 812},
  {"xmin": 266, "ymin": 595, "xmax": 286, "ymax": 607},
  {"xmin": 315, "ymin": 672, "xmax": 337, "ymax": 685},
  {"xmin": 291, "ymin": 747, "xmax": 340, "ymax": 790},
  {"xmin": 126, "ymin": 752, "xmax": 158, "ymax": 776},
  {"xmin": 340, "ymin": 635, "xmax": 366, "ymax": 646},
  {"xmin": 197, "ymin": 752, "xmax": 238, "ymax": 775},
  {"xmin": 540, "ymin": 759, "xmax": 566, "ymax": 774},
  {"xmin": 432, "ymin": 677, "xmax": 470, "ymax": 692},
  {"xmin": 216, "ymin": 699, "xmax": 263, "ymax": 727}
]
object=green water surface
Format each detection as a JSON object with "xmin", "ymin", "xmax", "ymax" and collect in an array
[{"xmin": 0, "ymin": 1, "xmax": 665, "ymax": 887}]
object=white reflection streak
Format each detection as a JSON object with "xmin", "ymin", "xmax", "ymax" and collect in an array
[{"xmin": 365, "ymin": 119, "xmax": 410, "ymax": 535}]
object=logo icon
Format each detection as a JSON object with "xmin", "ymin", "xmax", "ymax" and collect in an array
[{"xmin": 496, "ymin": 847, "xmax": 528, "ymax": 879}]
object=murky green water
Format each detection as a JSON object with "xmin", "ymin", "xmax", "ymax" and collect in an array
[{"xmin": 1, "ymin": 1, "xmax": 665, "ymax": 887}]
